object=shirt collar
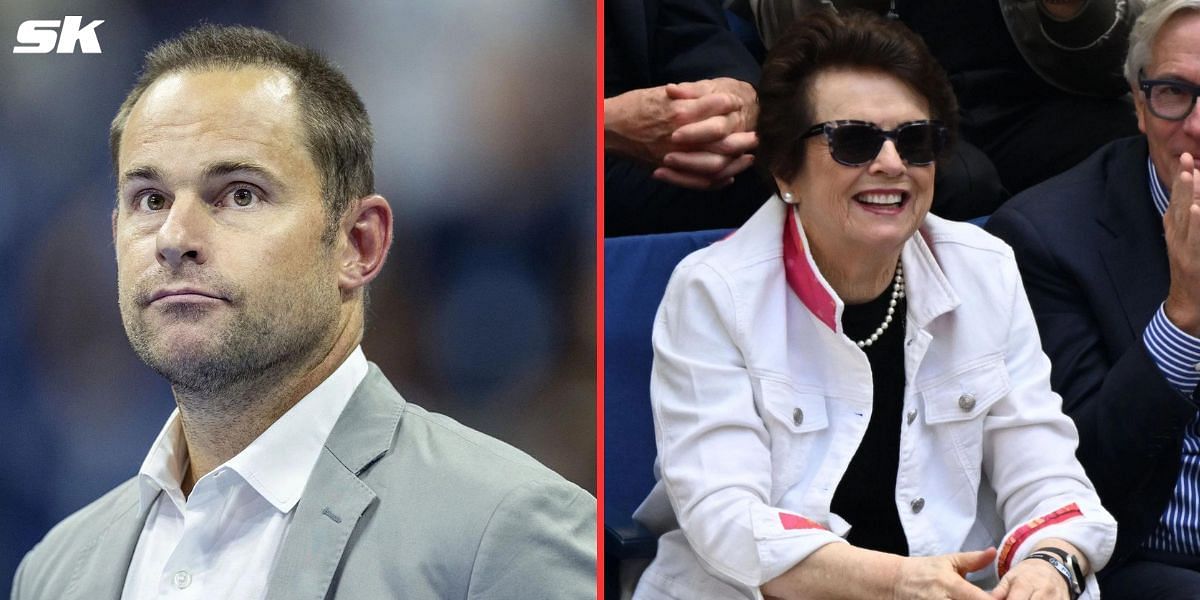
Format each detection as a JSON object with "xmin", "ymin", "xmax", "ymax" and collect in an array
[
  {"xmin": 136, "ymin": 346, "xmax": 369, "ymax": 514},
  {"xmin": 136, "ymin": 410, "xmax": 189, "ymax": 512},
  {"xmin": 1149, "ymin": 157, "xmax": 1169, "ymax": 217}
]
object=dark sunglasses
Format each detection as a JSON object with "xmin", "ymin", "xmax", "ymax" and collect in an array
[{"xmin": 801, "ymin": 119, "xmax": 947, "ymax": 167}]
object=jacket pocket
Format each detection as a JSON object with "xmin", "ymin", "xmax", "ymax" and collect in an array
[
  {"xmin": 916, "ymin": 355, "xmax": 1011, "ymax": 488},
  {"xmin": 756, "ymin": 377, "xmax": 829, "ymax": 493},
  {"xmin": 918, "ymin": 355, "xmax": 1010, "ymax": 424},
  {"xmin": 758, "ymin": 377, "xmax": 829, "ymax": 434}
]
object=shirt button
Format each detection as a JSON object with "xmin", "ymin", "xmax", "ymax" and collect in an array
[
  {"xmin": 1193, "ymin": 362, "xmax": 1200, "ymax": 373},
  {"xmin": 792, "ymin": 407, "xmax": 804, "ymax": 427},
  {"xmin": 911, "ymin": 498, "xmax": 925, "ymax": 514},
  {"xmin": 906, "ymin": 410, "xmax": 917, "ymax": 425},
  {"xmin": 173, "ymin": 570, "xmax": 192, "ymax": 589},
  {"xmin": 958, "ymin": 393, "xmax": 976, "ymax": 411}
]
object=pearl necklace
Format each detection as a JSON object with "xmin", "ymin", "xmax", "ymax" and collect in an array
[{"xmin": 855, "ymin": 259, "xmax": 904, "ymax": 348}]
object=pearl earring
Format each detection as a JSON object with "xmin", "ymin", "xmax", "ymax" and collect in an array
[{"xmin": 782, "ymin": 192, "xmax": 795, "ymax": 204}]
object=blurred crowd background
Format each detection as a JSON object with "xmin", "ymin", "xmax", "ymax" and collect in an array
[{"xmin": 0, "ymin": 0, "xmax": 596, "ymax": 592}]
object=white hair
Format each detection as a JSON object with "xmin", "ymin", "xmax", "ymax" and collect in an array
[{"xmin": 1125, "ymin": 0, "xmax": 1200, "ymax": 86}]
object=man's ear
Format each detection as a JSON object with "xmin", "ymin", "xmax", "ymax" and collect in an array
[{"xmin": 337, "ymin": 194, "xmax": 393, "ymax": 294}]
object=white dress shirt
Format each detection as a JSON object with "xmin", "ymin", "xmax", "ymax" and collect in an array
[{"xmin": 121, "ymin": 347, "xmax": 368, "ymax": 600}]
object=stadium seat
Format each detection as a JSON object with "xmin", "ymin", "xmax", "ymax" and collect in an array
[{"xmin": 604, "ymin": 228, "xmax": 733, "ymax": 595}]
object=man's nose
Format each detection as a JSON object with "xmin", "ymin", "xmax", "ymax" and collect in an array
[
  {"xmin": 156, "ymin": 195, "xmax": 209, "ymax": 269},
  {"xmin": 1184, "ymin": 99, "xmax": 1200, "ymax": 138}
]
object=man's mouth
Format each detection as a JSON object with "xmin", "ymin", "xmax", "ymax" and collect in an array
[{"xmin": 146, "ymin": 287, "xmax": 229, "ymax": 306}]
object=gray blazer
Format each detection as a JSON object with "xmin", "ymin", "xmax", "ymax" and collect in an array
[{"xmin": 11, "ymin": 365, "xmax": 597, "ymax": 599}]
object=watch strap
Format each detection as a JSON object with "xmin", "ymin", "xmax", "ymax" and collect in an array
[
  {"xmin": 1034, "ymin": 546, "xmax": 1086, "ymax": 588},
  {"xmin": 1025, "ymin": 551, "xmax": 1083, "ymax": 599}
]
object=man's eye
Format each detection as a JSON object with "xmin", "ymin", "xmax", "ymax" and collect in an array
[
  {"xmin": 229, "ymin": 187, "xmax": 258, "ymax": 207},
  {"xmin": 139, "ymin": 192, "xmax": 167, "ymax": 211},
  {"xmin": 1159, "ymin": 84, "xmax": 1189, "ymax": 98}
]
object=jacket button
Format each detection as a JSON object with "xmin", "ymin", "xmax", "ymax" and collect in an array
[
  {"xmin": 911, "ymin": 498, "xmax": 925, "ymax": 513},
  {"xmin": 793, "ymin": 407, "xmax": 804, "ymax": 427},
  {"xmin": 906, "ymin": 410, "xmax": 917, "ymax": 425},
  {"xmin": 958, "ymin": 393, "xmax": 976, "ymax": 411}
]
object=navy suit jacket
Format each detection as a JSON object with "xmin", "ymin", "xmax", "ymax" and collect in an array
[
  {"xmin": 986, "ymin": 136, "xmax": 1197, "ymax": 570},
  {"xmin": 604, "ymin": 0, "xmax": 759, "ymax": 98}
]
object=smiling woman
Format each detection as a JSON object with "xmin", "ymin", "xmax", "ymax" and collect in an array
[
  {"xmin": 631, "ymin": 10, "xmax": 1117, "ymax": 600},
  {"xmin": 772, "ymin": 69, "xmax": 937, "ymax": 303}
]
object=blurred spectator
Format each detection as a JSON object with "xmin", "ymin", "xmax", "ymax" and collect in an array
[{"xmin": 605, "ymin": 0, "xmax": 771, "ymax": 236}]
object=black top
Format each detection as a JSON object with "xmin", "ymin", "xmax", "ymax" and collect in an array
[{"xmin": 830, "ymin": 280, "xmax": 909, "ymax": 555}]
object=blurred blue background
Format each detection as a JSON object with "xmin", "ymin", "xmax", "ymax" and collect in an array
[{"xmin": 0, "ymin": 0, "xmax": 596, "ymax": 591}]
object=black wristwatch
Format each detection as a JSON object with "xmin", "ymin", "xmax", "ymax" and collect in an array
[{"xmin": 1024, "ymin": 548, "xmax": 1084, "ymax": 599}]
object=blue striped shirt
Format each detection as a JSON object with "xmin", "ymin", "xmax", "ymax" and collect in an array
[{"xmin": 1142, "ymin": 157, "xmax": 1200, "ymax": 554}]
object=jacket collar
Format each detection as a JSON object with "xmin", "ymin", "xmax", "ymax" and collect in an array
[
  {"xmin": 1096, "ymin": 137, "xmax": 1156, "ymax": 239},
  {"xmin": 62, "ymin": 482, "xmax": 148, "ymax": 600},
  {"xmin": 65, "ymin": 364, "xmax": 404, "ymax": 600},
  {"xmin": 780, "ymin": 200, "xmax": 960, "ymax": 335},
  {"xmin": 265, "ymin": 363, "xmax": 404, "ymax": 600},
  {"xmin": 1093, "ymin": 137, "xmax": 1167, "ymax": 338}
]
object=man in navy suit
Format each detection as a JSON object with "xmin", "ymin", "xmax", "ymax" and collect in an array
[{"xmin": 987, "ymin": 1, "xmax": 1200, "ymax": 596}]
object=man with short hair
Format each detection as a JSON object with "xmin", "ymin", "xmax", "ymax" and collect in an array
[
  {"xmin": 11, "ymin": 25, "xmax": 595, "ymax": 600},
  {"xmin": 987, "ymin": 1, "xmax": 1200, "ymax": 596}
]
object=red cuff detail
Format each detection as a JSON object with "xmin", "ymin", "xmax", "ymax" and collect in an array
[
  {"xmin": 779, "ymin": 512, "xmax": 825, "ymax": 531},
  {"xmin": 997, "ymin": 503, "xmax": 1083, "ymax": 577}
]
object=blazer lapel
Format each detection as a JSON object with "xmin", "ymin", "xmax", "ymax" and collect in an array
[
  {"xmin": 66, "ymin": 483, "xmax": 148, "ymax": 600},
  {"xmin": 1097, "ymin": 138, "xmax": 1170, "ymax": 340},
  {"xmin": 265, "ymin": 365, "xmax": 405, "ymax": 600}
]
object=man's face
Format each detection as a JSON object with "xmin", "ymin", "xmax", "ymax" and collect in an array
[
  {"xmin": 1136, "ymin": 10, "xmax": 1200, "ymax": 180},
  {"xmin": 114, "ymin": 67, "xmax": 343, "ymax": 395}
]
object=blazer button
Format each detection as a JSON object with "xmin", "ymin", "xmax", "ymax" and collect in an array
[
  {"xmin": 793, "ymin": 407, "xmax": 804, "ymax": 427},
  {"xmin": 958, "ymin": 393, "xmax": 976, "ymax": 411},
  {"xmin": 911, "ymin": 497, "xmax": 925, "ymax": 514},
  {"xmin": 906, "ymin": 410, "xmax": 917, "ymax": 425}
]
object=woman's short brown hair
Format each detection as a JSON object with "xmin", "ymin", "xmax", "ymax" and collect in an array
[{"xmin": 756, "ymin": 10, "xmax": 958, "ymax": 183}]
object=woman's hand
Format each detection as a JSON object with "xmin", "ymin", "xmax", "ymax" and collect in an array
[
  {"xmin": 991, "ymin": 539, "xmax": 1088, "ymax": 600},
  {"xmin": 762, "ymin": 545, "xmax": 996, "ymax": 600},
  {"xmin": 989, "ymin": 559, "xmax": 1070, "ymax": 599},
  {"xmin": 891, "ymin": 548, "xmax": 997, "ymax": 600}
]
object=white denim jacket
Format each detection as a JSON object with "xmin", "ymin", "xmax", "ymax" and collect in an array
[{"xmin": 632, "ymin": 199, "xmax": 1117, "ymax": 599}]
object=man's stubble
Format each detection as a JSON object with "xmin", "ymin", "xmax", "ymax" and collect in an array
[{"xmin": 118, "ymin": 258, "xmax": 341, "ymax": 414}]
